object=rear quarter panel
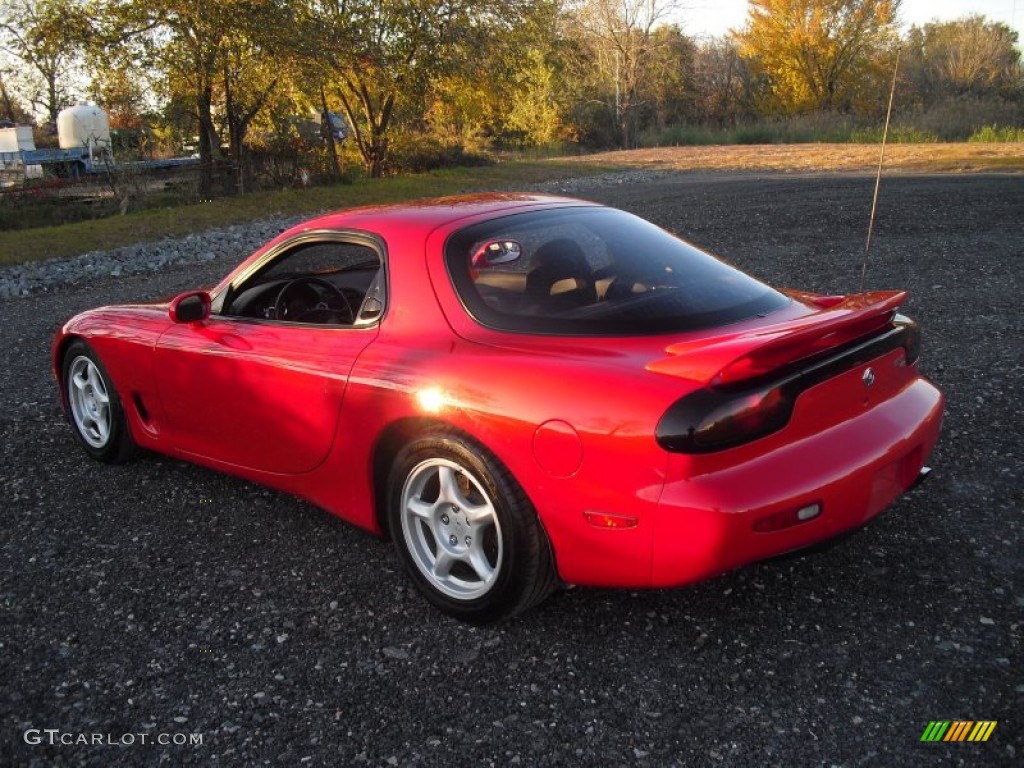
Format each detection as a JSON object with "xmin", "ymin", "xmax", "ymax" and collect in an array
[{"xmin": 338, "ymin": 331, "xmax": 677, "ymax": 586}]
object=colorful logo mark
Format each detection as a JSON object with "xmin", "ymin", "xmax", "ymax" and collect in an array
[{"xmin": 920, "ymin": 721, "xmax": 997, "ymax": 742}]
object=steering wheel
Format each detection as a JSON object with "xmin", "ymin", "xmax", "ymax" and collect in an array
[{"xmin": 274, "ymin": 276, "xmax": 355, "ymax": 324}]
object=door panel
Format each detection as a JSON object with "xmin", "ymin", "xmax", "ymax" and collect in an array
[{"xmin": 155, "ymin": 318, "xmax": 377, "ymax": 474}]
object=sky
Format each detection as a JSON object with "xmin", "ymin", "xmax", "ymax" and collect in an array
[{"xmin": 678, "ymin": 0, "xmax": 1023, "ymax": 39}]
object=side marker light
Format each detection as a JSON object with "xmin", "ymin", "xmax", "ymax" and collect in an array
[{"xmin": 583, "ymin": 511, "xmax": 639, "ymax": 529}]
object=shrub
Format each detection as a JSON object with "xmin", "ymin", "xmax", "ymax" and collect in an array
[
  {"xmin": 0, "ymin": 179, "xmax": 118, "ymax": 231},
  {"xmin": 388, "ymin": 134, "xmax": 493, "ymax": 174},
  {"xmin": 639, "ymin": 114, "xmax": 858, "ymax": 147},
  {"xmin": 968, "ymin": 124, "xmax": 1024, "ymax": 142},
  {"xmin": 849, "ymin": 126, "xmax": 939, "ymax": 144},
  {"xmin": 732, "ymin": 125, "xmax": 779, "ymax": 144},
  {"xmin": 638, "ymin": 125, "xmax": 718, "ymax": 146},
  {"xmin": 906, "ymin": 97, "xmax": 1024, "ymax": 141}
]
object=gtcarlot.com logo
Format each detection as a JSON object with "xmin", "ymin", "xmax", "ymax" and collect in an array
[{"xmin": 24, "ymin": 729, "xmax": 204, "ymax": 747}]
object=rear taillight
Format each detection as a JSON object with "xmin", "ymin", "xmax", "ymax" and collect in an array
[
  {"xmin": 896, "ymin": 314, "xmax": 920, "ymax": 364},
  {"xmin": 656, "ymin": 384, "xmax": 794, "ymax": 453},
  {"xmin": 656, "ymin": 318, "xmax": 920, "ymax": 454}
]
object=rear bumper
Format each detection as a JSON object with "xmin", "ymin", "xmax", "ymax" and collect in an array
[{"xmin": 650, "ymin": 376, "xmax": 943, "ymax": 587}]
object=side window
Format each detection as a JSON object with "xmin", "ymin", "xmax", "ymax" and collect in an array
[
  {"xmin": 225, "ymin": 239, "xmax": 383, "ymax": 325},
  {"xmin": 261, "ymin": 242, "xmax": 379, "ymax": 280}
]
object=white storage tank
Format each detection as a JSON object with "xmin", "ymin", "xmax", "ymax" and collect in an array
[
  {"xmin": 0, "ymin": 125, "xmax": 35, "ymax": 152},
  {"xmin": 57, "ymin": 105, "xmax": 111, "ymax": 149}
]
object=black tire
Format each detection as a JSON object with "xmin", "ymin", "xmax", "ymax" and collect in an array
[
  {"xmin": 387, "ymin": 428, "xmax": 557, "ymax": 622},
  {"xmin": 62, "ymin": 339, "xmax": 137, "ymax": 463}
]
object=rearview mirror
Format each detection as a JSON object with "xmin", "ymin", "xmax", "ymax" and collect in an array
[
  {"xmin": 471, "ymin": 240, "xmax": 522, "ymax": 267},
  {"xmin": 169, "ymin": 291, "xmax": 211, "ymax": 324}
]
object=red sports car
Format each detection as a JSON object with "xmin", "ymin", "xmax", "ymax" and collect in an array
[{"xmin": 53, "ymin": 194, "xmax": 943, "ymax": 621}]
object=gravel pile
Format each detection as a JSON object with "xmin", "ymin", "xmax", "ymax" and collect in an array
[
  {"xmin": 530, "ymin": 168, "xmax": 676, "ymax": 195},
  {"xmin": 0, "ymin": 217, "xmax": 302, "ymax": 299},
  {"xmin": 0, "ymin": 170, "xmax": 676, "ymax": 299}
]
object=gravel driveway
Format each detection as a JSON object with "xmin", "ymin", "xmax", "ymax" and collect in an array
[{"xmin": 1, "ymin": 172, "xmax": 1021, "ymax": 766}]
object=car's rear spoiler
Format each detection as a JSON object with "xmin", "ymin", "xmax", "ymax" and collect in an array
[{"xmin": 646, "ymin": 291, "xmax": 908, "ymax": 387}]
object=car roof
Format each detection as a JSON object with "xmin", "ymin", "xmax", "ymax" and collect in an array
[{"xmin": 280, "ymin": 193, "xmax": 597, "ymax": 241}]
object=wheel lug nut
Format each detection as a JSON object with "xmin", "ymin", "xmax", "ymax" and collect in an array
[
  {"xmin": 464, "ymin": 536, "xmax": 472, "ymax": 546},
  {"xmin": 449, "ymin": 535, "xmax": 458, "ymax": 546},
  {"xmin": 440, "ymin": 514, "xmax": 449, "ymax": 525}
]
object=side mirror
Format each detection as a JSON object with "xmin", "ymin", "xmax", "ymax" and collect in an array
[
  {"xmin": 471, "ymin": 240, "xmax": 522, "ymax": 267},
  {"xmin": 169, "ymin": 291, "xmax": 211, "ymax": 324}
]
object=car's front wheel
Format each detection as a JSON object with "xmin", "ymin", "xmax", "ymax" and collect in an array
[
  {"xmin": 62, "ymin": 340, "xmax": 137, "ymax": 463},
  {"xmin": 388, "ymin": 429, "xmax": 556, "ymax": 622}
]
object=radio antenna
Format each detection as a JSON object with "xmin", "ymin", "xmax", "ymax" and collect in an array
[{"xmin": 861, "ymin": 46, "xmax": 901, "ymax": 292}]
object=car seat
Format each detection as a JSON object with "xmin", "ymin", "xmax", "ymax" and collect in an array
[{"xmin": 524, "ymin": 239, "xmax": 596, "ymax": 311}]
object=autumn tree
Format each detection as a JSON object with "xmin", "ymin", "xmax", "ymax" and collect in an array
[
  {"xmin": 90, "ymin": 2, "xmax": 222, "ymax": 192},
  {"xmin": 734, "ymin": 0, "xmax": 900, "ymax": 114},
  {"xmin": 904, "ymin": 16, "xmax": 1021, "ymax": 103},
  {"xmin": 0, "ymin": 0, "xmax": 88, "ymax": 124},
  {"xmin": 641, "ymin": 25, "xmax": 695, "ymax": 131},
  {"xmin": 565, "ymin": 0, "xmax": 682, "ymax": 147},
  {"xmin": 689, "ymin": 37, "xmax": 757, "ymax": 126},
  {"xmin": 87, "ymin": 68, "xmax": 147, "ymax": 130},
  {"xmin": 424, "ymin": 1, "xmax": 572, "ymax": 149},
  {"xmin": 503, "ymin": 45, "xmax": 576, "ymax": 146},
  {"xmin": 305, "ymin": 1, "xmax": 546, "ymax": 177}
]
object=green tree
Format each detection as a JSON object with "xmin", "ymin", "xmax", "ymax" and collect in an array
[
  {"xmin": 219, "ymin": 2, "xmax": 293, "ymax": 191},
  {"xmin": 96, "ymin": 0, "xmax": 291, "ymax": 194},
  {"xmin": 734, "ymin": 0, "xmax": 899, "ymax": 114},
  {"xmin": 0, "ymin": 0, "xmax": 87, "ymax": 123}
]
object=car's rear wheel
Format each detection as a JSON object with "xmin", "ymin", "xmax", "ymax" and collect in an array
[
  {"xmin": 63, "ymin": 340, "xmax": 136, "ymax": 463},
  {"xmin": 388, "ymin": 428, "xmax": 556, "ymax": 622}
]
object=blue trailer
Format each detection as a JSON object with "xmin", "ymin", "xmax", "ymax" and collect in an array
[{"xmin": 0, "ymin": 145, "xmax": 103, "ymax": 178}]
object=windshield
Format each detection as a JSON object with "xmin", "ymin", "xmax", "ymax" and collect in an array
[{"xmin": 445, "ymin": 206, "xmax": 789, "ymax": 336}]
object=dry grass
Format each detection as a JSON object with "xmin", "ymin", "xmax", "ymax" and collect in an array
[{"xmin": 560, "ymin": 143, "xmax": 1024, "ymax": 174}]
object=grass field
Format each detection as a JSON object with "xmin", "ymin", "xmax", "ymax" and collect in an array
[
  {"xmin": 2, "ymin": 143, "xmax": 1021, "ymax": 268},
  {"xmin": 565, "ymin": 142, "xmax": 1024, "ymax": 174}
]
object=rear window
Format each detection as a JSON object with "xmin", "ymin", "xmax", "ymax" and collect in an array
[{"xmin": 445, "ymin": 206, "xmax": 789, "ymax": 336}]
